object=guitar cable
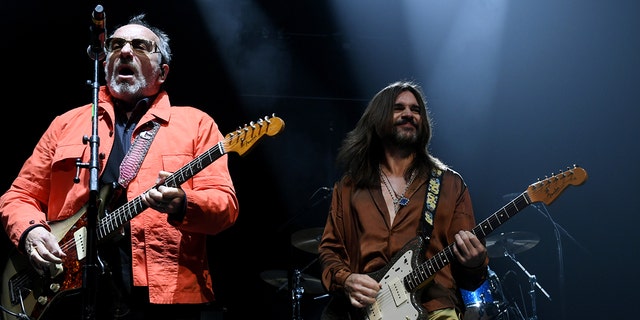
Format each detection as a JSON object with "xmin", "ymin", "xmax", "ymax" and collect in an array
[
  {"xmin": 0, "ymin": 287, "xmax": 31, "ymax": 320},
  {"xmin": 0, "ymin": 302, "xmax": 31, "ymax": 320}
]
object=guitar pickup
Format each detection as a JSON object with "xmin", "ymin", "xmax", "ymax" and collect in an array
[
  {"xmin": 387, "ymin": 278, "xmax": 408, "ymax": 306},
  {"xmin": 74, "ymin": 226, "xmax": 87, "ymax": 261}
]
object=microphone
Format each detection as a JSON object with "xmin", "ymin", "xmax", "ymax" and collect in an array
[{"xmin": 87, "ymin": 4, "xmax": 106, "ymax": 60}]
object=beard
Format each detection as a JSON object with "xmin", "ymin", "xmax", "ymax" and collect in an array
[
  {"xmin": 393, "ymin": 127, "xmax": 418, "ymax": 147},
  {"xmin": 391, "ymin": 118, "xmax": 420, "ymax": 147},
  {"xmin": 107, "ymin": 75, "xmax": 149, "ymax": 97}
]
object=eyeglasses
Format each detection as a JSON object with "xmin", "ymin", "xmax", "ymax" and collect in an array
[{"xmin": 105, "ymin": 37, "xmax": 160, "ymax": 54}]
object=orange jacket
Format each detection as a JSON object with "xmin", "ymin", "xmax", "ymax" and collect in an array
[{"xmin": 0, "ymin": 86, "xmax": 239, "ymax": 304}]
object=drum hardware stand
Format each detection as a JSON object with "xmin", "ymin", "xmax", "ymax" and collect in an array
[
  {"xmin": 291, "ymin": 269, "xmax": 304, "ymax": 320},
  {"xmin": 278, "ymin": 257, "xmax": 318, "ymax": 320},
  {"xmin": 504, "ymin": 251, "xmax": 551, "ymax": 320}
]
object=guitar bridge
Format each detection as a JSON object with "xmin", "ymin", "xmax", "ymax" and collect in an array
[{"xmin": 8, "ymin": 273, "xmax": 32, "ymax": 306}]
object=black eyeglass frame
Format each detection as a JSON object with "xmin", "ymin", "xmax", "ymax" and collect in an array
[{"xmin": 104, "ymin": 37, "xmax": 161, "ymax": 54}]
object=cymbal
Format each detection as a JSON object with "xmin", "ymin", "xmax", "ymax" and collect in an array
[
  {"xmin": 291, "ymin": 227, "xmax": 324, "ymax": 254},
  {"xmin": 485, "ymin": 231, "xmax": 540, "ymax": 258},
  {"xmin": 260, "ymin": 269, "xmax": 325, "ymax": 295}
]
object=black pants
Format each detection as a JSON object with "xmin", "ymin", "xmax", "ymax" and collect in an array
[{"xmin": 37, "ymin": 287, "xmax": 218, "ymax": 320}]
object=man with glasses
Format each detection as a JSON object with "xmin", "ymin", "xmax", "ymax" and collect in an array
[{"xmin": 0, "ymin": 13, "xmax": 238, "ymax": 319}]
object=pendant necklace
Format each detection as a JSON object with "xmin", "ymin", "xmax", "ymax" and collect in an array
[{"xmin": 380, "ymin": 166, "xmax": 417, "ymax": 212}]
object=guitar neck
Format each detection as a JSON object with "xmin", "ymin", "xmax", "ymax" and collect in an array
[
  {"xmin": 404, "ymin": 192, "xmax": 532, "ymax": 292},
  {"xmin": 164, "ymin": 142, "xmax": 225, "ymax": 188},
  {"xmin": 96, "ymin": 142, "xmax": 225, "ymax": 241}
]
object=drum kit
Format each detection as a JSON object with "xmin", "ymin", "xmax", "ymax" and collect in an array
[
  {"xmin": 461, "ymin": 231, "xmax": 550, "ymax": 320},
  {"xmin": 260, "ymin": 227, "xmax": 326, "ymax": 320},
  {"xmin": 260, "ymin": 228, "xmax": 548, "ymax": 320}
]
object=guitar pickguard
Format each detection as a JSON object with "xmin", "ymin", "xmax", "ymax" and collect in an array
[{"xmin": 365, "ymin": 249, "xmax": 421, "ymax": 320}]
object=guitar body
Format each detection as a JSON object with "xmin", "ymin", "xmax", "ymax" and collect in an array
[
  {"xmin": 1, "ymin": 202, "xmax": 91, "ymax": 320},
  {"xmin": 359, "ymin": 235, "xmax": 429, "ymax": 320}
]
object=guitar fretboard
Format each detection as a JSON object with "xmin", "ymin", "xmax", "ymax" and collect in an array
[
  {"xmin": 404, "ymin": 192, "xmax": 532, "ymax": 291},
  {"xmin": 96, "ymin": 141, "xmax": 225, "ymax": 240}
]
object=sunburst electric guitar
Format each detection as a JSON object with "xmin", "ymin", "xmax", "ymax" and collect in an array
[
  {"xmin": 354, "ymin": 166, "xmax": 587, "ymax": 320},
  {"xmin": 0, "ymin": 115, "xmax": 285, "ymax": 320}
]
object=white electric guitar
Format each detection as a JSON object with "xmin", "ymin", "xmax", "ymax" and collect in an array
[{"xmin": 355, "ymin": 166, "xmax": 587, "ymax": 320}]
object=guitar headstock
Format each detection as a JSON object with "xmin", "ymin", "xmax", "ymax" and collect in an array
[
  {"xmin": 223, "ymin": 114, "xmax": 285, "ymax": 156},
  {"xmin": 526, "ymin": 165, "xmax": 588, "ymax": 205}
]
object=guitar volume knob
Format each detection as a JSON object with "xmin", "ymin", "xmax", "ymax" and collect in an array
[{"xmin": 49, "ymin": 283, "xmax": 61, "ymax": 292}]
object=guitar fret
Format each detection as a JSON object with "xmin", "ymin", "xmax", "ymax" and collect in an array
[
  {"xmin": 435, "ymin": 252, "xmax": 446, "ymax": 269},
  {"xmin": 407, "ymin": 272, "xmax": 419, "ymax": 289},
  {"xmin": 427, "ymin": 261, "xmax": 436, "ymax": 274},
  {"xmin": 417, "ymin": 265, "xmax": 427, "ymax": 282}
]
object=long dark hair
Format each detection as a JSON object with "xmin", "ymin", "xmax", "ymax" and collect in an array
[{"xmin": 336, "ymin": 80, "xmax": 447, "ymax": 188}]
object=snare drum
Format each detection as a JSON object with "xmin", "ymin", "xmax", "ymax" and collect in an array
[{"xmin": 460, "ymin": 269, "xmax": 501, "ymax": 320}]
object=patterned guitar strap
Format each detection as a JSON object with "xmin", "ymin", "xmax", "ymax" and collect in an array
[
  {"xmin": 421, "ymin": 167, "xmax": 443, "ymax": 238},
  {"xmin": 118, "ymin": 121, "xmax": 161, "ymax": 188}
]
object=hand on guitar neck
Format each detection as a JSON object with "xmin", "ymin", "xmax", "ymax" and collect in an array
[{"xmin": 141, "ymin": 170, "xmax": 186, "ymax": 215}]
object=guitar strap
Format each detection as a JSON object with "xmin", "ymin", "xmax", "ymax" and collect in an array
[
  {"xmin": 118, "ymin": 121, "xmax": 161, "ymax": 188},
  {"xmin": 421, "ymin": 167, "xmax": 443, "ymax": 238}
]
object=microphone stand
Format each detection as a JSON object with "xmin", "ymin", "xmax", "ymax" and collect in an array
[
  {"xmin": 531, "ymin": 202, "xmax": 589, "ymax": 320},
  {"xmin": 503, "ymin": 250, "xmax": 551, "ymax": 320},
  {"xmin": 276, "ymin": 187, "xmax": 332, "ymax": 234},
  {"xmin": 78, "ymin": 7, "xmax": 105, "ymax": 318},
  {"xmin": 504, "ymin": 193, "xmax": 589, "ymax": 320}
]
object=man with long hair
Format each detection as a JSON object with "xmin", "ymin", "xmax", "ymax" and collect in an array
[{"xmin": 319, "ymin": 81, "xmax": 488, "ymax": 320}]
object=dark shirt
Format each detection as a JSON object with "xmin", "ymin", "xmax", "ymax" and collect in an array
[
  {"xmin": 97, "ymin": 97, "xmax": 152, "ymax": 317},
  {"xmin": 101, "ymin": 98, "xmax": 151, "ymax": 188}
]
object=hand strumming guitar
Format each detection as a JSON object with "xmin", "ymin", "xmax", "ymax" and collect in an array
[{"xmin": 344, "ymin": 273, "xmax": 382, "ymax": 308}]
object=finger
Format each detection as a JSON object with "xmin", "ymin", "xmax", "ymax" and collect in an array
[
  {"xmin": 30, "ymin": 241, "xmax": 61, "ymax": 263},
  {"xmin": 454, "ymin": 233, "xmax": 468, "ymax": 254},
  {"xmin": 28, "ymin": 251, "xmax": 47, "ymax": 276},
  {"xmin": 39, "ymin": 249, "xmax": 64, "ymax": 264},
  {"xmin": 144, "ymin": 189, "xmax": 165, "ymax": 206},
  {"xmin": 351, "ymin": 295, "xmax": 366, "ymax": 307},
  {"xmin": 42, "ymin": 237, "xmax": 66, "ymax": 259},
  {"xmin": 156, "ymin": 203, "xmax": 170, "ymax": 213},
  {"xmin": 155, "ymin": 171, "xmax": 171, "ymax": 184}
]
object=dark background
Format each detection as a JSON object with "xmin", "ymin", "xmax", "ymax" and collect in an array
[{"xmin": 1, "ymin": 0, "xmax": 638, "ymax": 319}]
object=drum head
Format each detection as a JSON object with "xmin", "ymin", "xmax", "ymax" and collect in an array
[{"xmin": 461, "ymin": 279, "xmax": 501, "ymax": 320}]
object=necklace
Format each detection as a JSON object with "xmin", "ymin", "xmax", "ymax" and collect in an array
[{"xmin": 380, "ymin": 166, "xmax": 417, "ymax": 212}]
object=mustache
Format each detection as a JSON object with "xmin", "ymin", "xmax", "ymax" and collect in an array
[{"xmin": 395, "ymin": 118, "xmax": 416, "ymax": 126}]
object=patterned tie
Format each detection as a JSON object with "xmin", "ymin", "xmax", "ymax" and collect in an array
[{"xmin": 118, "ymin": 121, "xmax": 160, "ymax": 188}]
